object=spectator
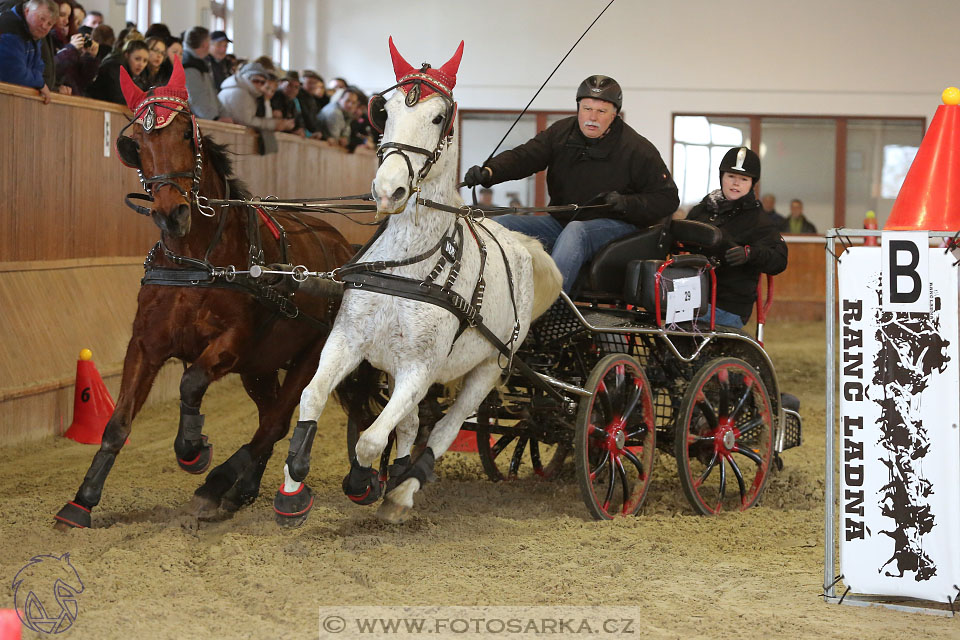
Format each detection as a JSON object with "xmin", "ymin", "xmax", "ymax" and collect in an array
[
  {"xmin": 68, "ymin": 0, "xmax": 80, "ymax": 27},
  {"xmin": 272, "ymin": 70, "xmax": 306, "ymax": 135},
  {"xmin": 206, "ymin": 29, "xmax": 230, "ymax": 90},
  {"xmin": 112, "ymin": 25, "xmax": 142, "ymax": 53},
  {"xmin": 319, "ymin": 87, "xmax": 361, "ymax": 146},
  {"xmin": 181, "ymin": 26, "xmax": 229, "ymax": 121},
  {"xmin": 326, "ymin": 76, "xmax": 346, "ymax": 96},
  {"xmin": 346, "ymin": 87, "xmax": 376, "ymax": 151},
  {"xmin": 478, "ymin": 188, "xmax": 494, "ymax": 207},
  {"xmin": 302, "ymin": 68, "xmax": 328, "ymax": 111},
  {"xmin": 140, "ymin": 36, "xmax": 167, "ymax": 88},
  {"xmin": 164, "ymin": 35, "xmax": 181, "ymax": 61},
  {"xmin": 89, "ymin": 22, "xmax": 112, "ymax": 60},
  {"xmin": 0, "ymin": 0, "xmax": 57, "ymax": 103},
  {"xmin": 222, "ymin": 52, "xmax": 238, "ymax": 76},
  {"xmin": 761, "ymin": 193, "xmax": 785, "ymax": 226},
  {"xmin": 255, "ymin": 72, "xmax": 279, "ymax": 118},
  {"xmin": 79, "ymin": 7, "xmax": 98, "ymax": 28},
  {"xmin": 779, "ymin": 198, "xmax": 817, "ymax": 234},
  {"xmin": 49, "ymin": 0, "xmax": 70, "ymax": 49},
  {"xmin": 143, "ymin": 22, "xmax": 170, "ymax": 41},
  {"xmin": 86, "ymin": 38, "xmax": 147, "ymax": 104},
  {"xmin": 218, "ymin": 61, "xmax": 292, "ymax": 131},
  {"xmin": 54, "ymin": 21, "xmax": 98, "ymax": 94}
]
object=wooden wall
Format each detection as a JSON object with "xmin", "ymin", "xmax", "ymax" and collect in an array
[{"xmin": 0, "ymin": 83, "xmax": 377, "ymax": 445}]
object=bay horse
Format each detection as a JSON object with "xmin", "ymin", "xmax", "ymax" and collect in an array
[
  {"xmin": 54, "ymin": 58, "xmax": 357, "ymax": 529},
  {"xmin": 271, "ymin": 38, "xmax": 562, "ymax": 525}
]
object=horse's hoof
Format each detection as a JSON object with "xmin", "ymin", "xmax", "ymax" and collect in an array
[
  {"xmin": 342, "ymin": 459, "xmax": 383, "ymax": 506},
  {"xmin": 53, "ymin": 501, "xmax": 91, "ymax": 529},
  {"xmin": 177, "ymin": 436, "xmax": 213, "ymax": 474},
  {"xmin": 187, "ymin": 494, "xmax": 220, "ymax": 521},
  {"xmin": 273, "ymin": 483, "xmax": 314, "ymax": 528},
  {"xmin": 377, "ymin": 499, "xmax": 411, "ymax": 524}
]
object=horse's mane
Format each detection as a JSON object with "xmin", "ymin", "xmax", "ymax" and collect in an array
[{"xmin": 202, "ymin": 135, "xmax": 251, "ymax": 199}]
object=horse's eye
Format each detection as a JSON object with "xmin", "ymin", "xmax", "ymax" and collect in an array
[
  {"xmin": 184, "ymin": 129, "xmax": 192, "ymax": 140},
  {"xmin": 432, "ymin": 115, "xmax": 444, "ymax": 125}
]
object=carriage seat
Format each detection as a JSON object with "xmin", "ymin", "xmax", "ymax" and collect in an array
[{"xmin": 573, "ymin": 219, "xmax": 724, "ymax": 303}]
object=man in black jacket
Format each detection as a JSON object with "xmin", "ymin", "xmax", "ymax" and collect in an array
[
  {"xmin": 686, "ymin": 147, "xmax": 787, "ymax": 328},
  {"xmin": 462, "ymin": 75, "xmax": 678, "ymax": 292}
]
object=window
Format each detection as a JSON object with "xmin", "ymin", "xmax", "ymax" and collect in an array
[
  {"xmin": 672, "ymin": 114, "xmax": 925, "ymax": 231},
  {"xmin": 272, "ymin": 0, "xmax": 290, "ymax": 70},
  {"xmin": 210, "ymin": 0, "xmax": 233, "ymax": 35}
]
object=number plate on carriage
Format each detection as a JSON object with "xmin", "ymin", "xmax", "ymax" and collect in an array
[{"xmin": 665, "ymin": 276, "xmax": 701, "ymax": 323}]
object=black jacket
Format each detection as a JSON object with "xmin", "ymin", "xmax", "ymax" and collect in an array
[
  {"xmin": 484, "ymin": 116, "xmax": 679, "ymax": 226},
  {"xmin": 687, "ymin": 190, "xmax": 788, "ymax": 320},
  {"xmin": 87, "ymin": 56, "xmax": 144, "ymax": 104}
]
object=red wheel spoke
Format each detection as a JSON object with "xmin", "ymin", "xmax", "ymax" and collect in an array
[
  {"xmin": 509, "ymin": 437, "xmax": 528, "ymax": 477},
  {"xmin": 716, "ymin": 455, "xmax": 727, "ymax": 510},
  {"xmin": 695, "ymin": 451, "xmax": 718, "ymax": 487},
  {"xmin": 590, "ymin": 450, "xmax": 610, "ymax": 480},
  {"xmin": 602, "ymin": 459, "xmax": 616, "ymax": 512},
  {"xmin": 727, "ymin": 454, "xmax": 747, "ymax": 504},
  {"xmin": 490, "ymin": 434, "xmax": 515, "ymax": 459},
  {"xmin": 737, "ymin": 417, "xmax": 765, "ymax": 440},
  {"xmin": 732, "ymin": 445, "xmax": 763, "ymax": 466},
  {"xmin": 529, "ymin": 439, "xmax": 543, "ymax": 473},
  {"xmin": 621, "ymin": 447, "xmax": 645, "ymax": 479},
  {"xmin": 621, "ymin": 381, "xmax": 643, "ymax": 421},
  {"xmin": 717, "ymin": 369, "xmax": 731, "ymax": 415},
  {"xmin": 697, "ymin": 397, "xmax": 718, "ymax": 429},
  {"xmin": 615, "ymin": 457, "xmax": 630, "ymax": 514},
  {"xmin": 730, "ymin": 379, "xmax": 754, "ymax": 420}
]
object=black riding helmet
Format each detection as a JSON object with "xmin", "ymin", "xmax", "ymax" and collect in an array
[
  {"xmin": 719, "ymin": 146, "xmax": 761, "ymax": 183},
  {"xmin": 576, "ymin": 75, "xmax": 622, "ymax": 112}
]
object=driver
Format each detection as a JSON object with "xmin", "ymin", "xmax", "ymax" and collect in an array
[
  {"xmin": 686, "ymin": 146, "xmax": 787, "ymax": 328},
  {"xmin": 462, "ymin": 75, "xmax": 679, "ymax": 293}
]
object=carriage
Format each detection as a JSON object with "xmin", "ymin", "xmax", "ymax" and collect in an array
[{"xmin": 346, "ymin": 218, "xmax": 804, "ymax": 520}]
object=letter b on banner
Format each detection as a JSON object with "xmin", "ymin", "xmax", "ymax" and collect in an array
[{"xmin": 882, "ymin": 231, "xmax": 929, "ymax": 312}]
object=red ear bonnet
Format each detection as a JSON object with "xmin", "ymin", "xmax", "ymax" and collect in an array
[{"xmin": 388, "ymin": 37, "xmax": 464, "ymax": 100}]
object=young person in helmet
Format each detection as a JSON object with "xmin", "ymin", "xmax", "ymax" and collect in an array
[
  {"xmin": 686, "ymin": 147, "xmax": 788, "ymax": 329},
  {"xmin": 462, "ymin": 75, "xmax": 679, "ymax": 293}
]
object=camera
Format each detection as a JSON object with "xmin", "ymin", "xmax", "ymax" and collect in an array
[{"xmin": 82, "ymin": 34, "xmax": 92, "ymax": 48}]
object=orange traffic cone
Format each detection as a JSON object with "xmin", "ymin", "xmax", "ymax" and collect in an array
[
  {"xmin": 446, "ymin": 429, "xmax": 480, "ymax": 453},
  {"xmin": 0, "ymin": 609, "xmax": 21, "ymax": 640},
  {"xmin": 64, "ymin": 349, "xmax": 116, "ymax": 444},
  {"xmin": 885, "ymin": 87, "xmax": 960, "ymax": 230}
]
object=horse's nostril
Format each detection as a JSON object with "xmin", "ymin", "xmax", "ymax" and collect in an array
[{"xmin": 392, "ymin": 187, "xmax": 406, "ymax": 201}]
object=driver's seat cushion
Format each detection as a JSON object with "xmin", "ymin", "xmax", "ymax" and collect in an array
[{"xmin": 573, "ymin": 225, "xmax": 670, "ymax": 300}]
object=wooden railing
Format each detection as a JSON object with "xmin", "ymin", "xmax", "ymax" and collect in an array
[{"xmin": 0, "ymin": 83, "xmax": 377, "ymax": 444}]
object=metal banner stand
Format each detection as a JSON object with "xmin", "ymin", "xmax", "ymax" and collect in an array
[{"xmin": 823, "ymin": 227, "xmax": 960, "ymax": 617}]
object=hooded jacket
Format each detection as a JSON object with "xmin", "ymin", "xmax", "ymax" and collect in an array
[
  {"xmin": 483, "ymin": 116, "xmax": 679, "ymax": 227},
  {"xmin": 218, "ymin": 71, "xmax": 276, "ymax": 130},
  {"xmin": 182, "ymin": 47, "xmax": 224, "ymax": 119},
  {"xmin": 686, "ymin": 189, "xmax": 788, "ymax": 320}
]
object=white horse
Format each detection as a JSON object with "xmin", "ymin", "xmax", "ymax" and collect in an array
[{"xmin": 271, "ymin": 37, "xmax": 561, "ymax": 525}]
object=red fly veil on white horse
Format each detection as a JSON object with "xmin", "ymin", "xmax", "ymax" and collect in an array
[{"xmin": 386, "ymin": 37, "xmax": 463, "ymax": 136}]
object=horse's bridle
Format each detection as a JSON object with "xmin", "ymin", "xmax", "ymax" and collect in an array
[
  {"xmin": 117, "ymin": 95, "xmax": 216, "ymax": 217},
  {"xmin": 370, "ymin": 68, "xmax": 458, "ymax": 198}
]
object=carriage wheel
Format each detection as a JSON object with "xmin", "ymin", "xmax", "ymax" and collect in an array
[
  {"xmin": 674, "ymin": 357, "xmax": 773, "ymax": 515},
  {"xmin": 475, "ymin": 409, "xmax": 570, "ymax": 481},
  {"xmin": 574, "ymin": 354, "xmax": 656, "ymax": 520}
]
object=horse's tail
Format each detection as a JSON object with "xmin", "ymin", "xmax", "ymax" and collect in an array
[{"xmin": 513, "ymin": 233, "xmax": 562, "ymax": 320}]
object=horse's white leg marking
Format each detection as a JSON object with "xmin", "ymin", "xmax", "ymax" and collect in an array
[
  {"xmin": 299, "ymin": 329, "xmax": 361, "ymax": 421},
  {"xmin": 393, "ymin": 409, "xmax": 420, "ymax": 460},
  {"xmin": 282, "ymin": 328, "xmax": 361, "ymax": 494},
  {"xmin": 355, "ymin": 368, "xmax": 433, "ymax": 468},
  {"xmin": 426, "ymin": 360, "xmax": 503, "ymax": 457}
]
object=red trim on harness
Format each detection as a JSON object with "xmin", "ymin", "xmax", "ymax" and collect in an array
[
  {"xmin": 54, "ymin": 515, "xmax": 87, "ymax": 529},
  {"xmin": 68, "ymin": 501, "xmax": 90, "ymax": 513},
  {"xmin": 257, "ymin": 208, "xmax": 281, "ymax": 241},
  {"xmin": 347, "ymin": 486, "xmax": 372, "ymax": 503},
  {"xmin": 273, "ymin": 495, "xmax": 314, "ymax": 517},
  {"xmin": 278, "ymin": 482, "xmax": 305, "ymax": 496}
]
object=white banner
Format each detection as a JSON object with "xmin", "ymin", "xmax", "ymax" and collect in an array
[{"xmin": 838, "ymin": 246, "xmax": 960, "ymax": 602}]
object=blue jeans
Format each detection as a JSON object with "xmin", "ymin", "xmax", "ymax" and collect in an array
[
  {"xmin": 493, "ymin": 214, "xmax": 638, "ymax": 293},
  {"xmin": 705, "ymin": 305, "xmax": 745, "ymax": 329}
]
